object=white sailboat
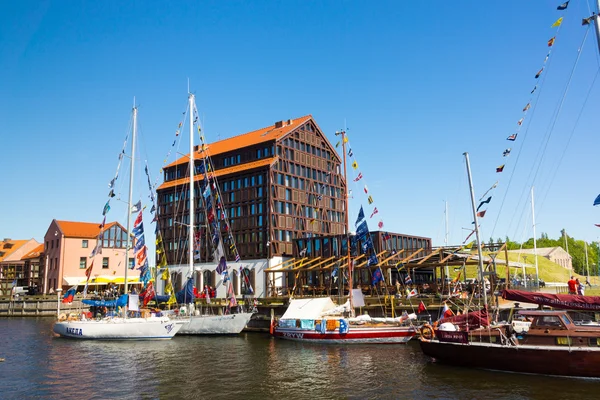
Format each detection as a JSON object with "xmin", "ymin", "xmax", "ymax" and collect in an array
[
  {"xmin": 170, "ymin": 92, "xmax": 253, "ymax": 335},
  {"xmin": 53, "ymin": 102, "xmax": 185, "ymax": 340}
]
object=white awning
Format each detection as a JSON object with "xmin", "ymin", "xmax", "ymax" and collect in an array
[{"xmin": 62, "ymin": 276, "xmax": 85, "ymax": 286}]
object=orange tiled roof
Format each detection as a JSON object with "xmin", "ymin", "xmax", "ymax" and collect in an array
[
  {"xmin": 0, "ymin": 240, "xmax": 28, "ymax": 263},
  {"xmin": 21, "ymin": 244, "xmax": 44, "ymax": 260},
  {"xmin": 165, "ymin": 115, "xmax": 312, "ymax": 169},
  {"xmin": 158, "ymin": 157, "xmax": 278, "ymax": 191},
  {"xmin": 55, "ymin": 220, "xmax": 119, "ymax": 238}
]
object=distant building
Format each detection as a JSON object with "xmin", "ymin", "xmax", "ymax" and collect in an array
[
  {"xmin": 509, "ymin": 247, "xmax": 572, "ymax": 270},
  {"xmin": 21, "ymin": 244, "xmax": 44, "ymax": 291},
  {"xmin": 0, "ymin": 238, "xmax": 41, "ymax": 295},
  {"xmin": 43, "ymin": 220, "xmax": 136, "ymax": 294}
]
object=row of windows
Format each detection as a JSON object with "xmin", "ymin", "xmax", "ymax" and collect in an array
[
  {"xmin": 273, "ymin": 170, "xmax": 341, "ymax": 195},
  {"xmin": 280, "ymin": 137, "xmax": 331, "ymax": 160},
  {"xmin": 223, "ymin": 146, "xmax": 275, "ymax": 167},
  {"xmin": 222, "ymin": 174, "xmax": 265, "ymax": 191}
]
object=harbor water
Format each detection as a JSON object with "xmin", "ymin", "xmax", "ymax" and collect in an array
[{"xmin": 0, "ymin": 318, "xmax": 598, "ymax": 399}]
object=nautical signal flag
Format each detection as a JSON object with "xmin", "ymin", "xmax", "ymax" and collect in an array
[
  {"xmin": 372, "ymin": 267, "xmax": 384, "ymax": 286},
  {"xmin": 551, "ymin": 17, "xmax": 563, "ymax": 28},
  {"xmin": 364, "ymin": 185, "xmax": 369, "ymax": 194},
  {"xmin": 370, "ymin": 207, "xmax": 378, "ymax": 218},
  {"xmin": 442, "ymin": 303, "xmax": 454, "ymax": 318},
  {"xmin": 477, "ymin": 210, "xmax": 487, "ymax": 218},
  {"xmin": 418, "ymin": 301, "xmax": 426, "ymax": 313},
  {"xmin": 496, "ymin": 165, "xmax": 505, "ymax": 173},
  {"xmin": 548, "ymin": 37, "xmax": 555, "ymax": 47},
  {"xmin": 593, "ymin": 194, "xmax": 600, "ymax": 206},
  {"xmin": 353, "ymin": 172, "xmax": 363, "ymax": 182},
  {"xmin": 503, "ymin": 148, "xmax": 511, "ymax": 157},
  {"xmin": 405, "ymin": 275, "xmax": 413, "ymax": 285},
  {"xmin": 407, "ymin": 288, "xmax": 418, "ymax": 298},
  {"xmin": 368, "ymin": 195, "xmax": 374, "ymax": 204},
  {"xmin": 523, "ymin": 103, "xmax": 530, "ymax": 112},
  {"xmin": 352, "ymin": 161, "xmax": 358, "ymax": 169},
  {"xmin": 517, "ymin": 118, "xmax": 524, "ymax": 126},
  {"xmin": 535, "ymin": 68, "xmax": 544, "ymax": 79},
  {"xmin": 507, "ymin": 134, "xmax": 517, "ymax": 141},
  {"xmin": 595, "ymin": 224, "xmax": 600, "ymax": 228},
  {"xmin": 531, "ymin": 85, "xmax": 538, "ymax": 94},
  {"xmin": 378, "ymin": 220, "xmax": 384, "ymax": 229},
  {"xmin": 557, "ymin": 1, "xmax": 570, "ymax": 10},
  {"xmin": 477, "ymin": 196, "xmax": 491, "ymax": 211}
]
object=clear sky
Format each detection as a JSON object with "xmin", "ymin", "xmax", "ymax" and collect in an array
[{"xmin": 2, "ymin": 0, "xmax": 600, "ymax": 258}]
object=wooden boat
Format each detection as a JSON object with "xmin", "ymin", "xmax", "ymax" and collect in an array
[
  {"xmin": 273, "ymin": 297, "xmax": 415, "ymax": 344},
  {"xmin": 419, "ymin": 309, "xmax": 600, "ymax": 378}
]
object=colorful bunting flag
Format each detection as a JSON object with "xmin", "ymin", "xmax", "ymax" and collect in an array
[
  {"xmin": 353, "ymin": 173, "xmax": 363, "ymax": 182},
  {"xmin": 507, "ymin": 133, "xmax": 517, "ymax": 141},
  {"xmin": 348, "ymin": 148, "xmax": 353, "ymax": 157},
  {"xmin": 594, "ymin": 194, "xmax": 600, "ymax": 206},
  {"xmin": 476, "ymin": 210, "xmax": 487, "ymax": 218},
  {"xmin": 378, "ymin": 220, "xmax": 384, "ymax": 229},
  {"xmin": 557, "ymin": 1, "xmax": 569, "ymax": 10},
  {"xmin": 517, "ymin": 118, "xmax": 524, "ymax": 126},
  {"xmin": 352, "ymin": 161, "xmax": 358, "ymax": 169},
  {"xmin": 496, "ymin": 165, "xmax": 505, "ymax": 173},
  {"xmin": 503, "ymin": 148, "xmax": 511, "ymax": 157},
  {"xmin": 477, "ymin": 196, "xmax": 492, "ymax": 211},
  {"xmin": 551, "ymin": 17, "xmax": 563, "ymax": 28},
  {"xmin": 364, "ymin": 185, "xmax": 369, "ymax": 194},
  {"xmin": 368, "ymin": 195, "xmax": 374, "ymax": 204},
  {"xmin": 548, "ymin": 37, "xmax": 555, "ymax": 47},
  {"xmin": 523, "ymin": 103, "xmax": 530, "ymax": 112},
  {"xmin": 535, "ymin": 68, "xmax": 544, "ymax": 79},
  {"xmin": 370, "ymin": 207, "xmax": 378, "ymax": 218}
]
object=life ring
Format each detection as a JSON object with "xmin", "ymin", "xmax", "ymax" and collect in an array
[
  {"xmin": 58, "ymin": 313, "xmax": 67, "ymax": 322},
  {"xmin": 67, "ymin": 313, "xmax": 78, "ymax": 321},
  {"xmin": 420, "ymin": 324, "xmax": 434, "ymax": 341}
]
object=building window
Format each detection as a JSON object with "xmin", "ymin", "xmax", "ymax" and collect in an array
[
  {"xmin": 82, "ymin": 240, "xmax": 88, "ymax": 248},
  {"xmin": 128, "ymin": 258, "xmax": 135, "ymax": 269},
  {"xmin": 79, "ymin": 257, "xmax": 87, "ymax": 269},
  {"xmin": 102, "ymin": 257, "xmax": 109, "ymax": 269}
]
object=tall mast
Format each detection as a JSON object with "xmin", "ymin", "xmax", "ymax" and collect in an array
[
  {"xmin": 531, "ymin": 186, "xmax": 539, "ymax": 288},
  {"xmin": 444, "ymin": 201, "xmax": 449, "ymax": 284},
  {"xmin": 188, "ymin": 93, "xmax": 195, "ymax": 278},
  {"xmin": 338, "ymin": 129, "xmax": 354, "ymax": 317},
  {"xmin": 593, "ymin": 0, "xmax": 600, "ymax": 55},
  {"xmin": 585, "ymin": 241, "xmax": 590, "ymax": 278},
  {"xmin": 463, "ymin": 152, "xmax": 487, "ymax": 307},
  {"xmin": 124, "ymin": 102, "xmax": 137, "ymax": 296}
]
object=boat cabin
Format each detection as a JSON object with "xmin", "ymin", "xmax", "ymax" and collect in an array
[{"xmin": 515, "ymin": 310, "xmax": 600, "ymax": 347}]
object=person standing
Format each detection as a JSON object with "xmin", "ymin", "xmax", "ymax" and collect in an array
[
  {"xmin": 577, "ymin": 278, "xmax": 584, "ymax": 296},
  {"xmin": 567, "ymin": 276, "xmax": 577, "ymax": 295}
]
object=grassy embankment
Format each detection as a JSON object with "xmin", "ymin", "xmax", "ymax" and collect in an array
[{"xmin": 446, "ymin": 250, "xmax": 600, "ymax": 287}]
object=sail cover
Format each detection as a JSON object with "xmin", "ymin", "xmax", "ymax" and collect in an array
[
  {"xmin": 280, "ymin": 298, "xmax": 337, "ymax": 320},
  {"xmin": 503, "ymin": 289, "xmax": 600, "ymax": 311},
  {"xmin": 82, "ymin": 294, "xmax": 129, "ymax": 308},
  {"xmin": 175, "ymin": 278, "xmax": 195, "ymax": 304},
  {"xmin": 439, "ymin": 307, "xmax": 489, "ymax": 327}
]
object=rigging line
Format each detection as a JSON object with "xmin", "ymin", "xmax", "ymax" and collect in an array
[
  {"xmin": 537, "ymin": 66, "xmax": 600, "ymax": 217},
  {"xmin": 491, "ymin": 22, "xmax": 573, "ymax": 239}
]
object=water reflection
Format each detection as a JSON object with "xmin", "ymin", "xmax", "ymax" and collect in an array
[{"xmin": 1, "ymin": 319, "xmax": 599, "ymax": 400}]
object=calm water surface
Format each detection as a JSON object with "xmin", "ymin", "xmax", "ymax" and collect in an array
[{"xmin": 0, "ymin": 318, "xmax": 598, "ymax": 399}]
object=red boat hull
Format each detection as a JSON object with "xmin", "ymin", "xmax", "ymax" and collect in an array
[
  {"xmin": 274, "ymin": 325, "xmax": 415, "ymax": 344},
  {"xmin": 419, "ymin": 339, "xmax": 600, "ymax": 378}
]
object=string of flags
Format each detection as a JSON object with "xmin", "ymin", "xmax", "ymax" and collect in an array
[{"xmin": 472, "ymin": 2, "xmax": 569, "ymax": 241}]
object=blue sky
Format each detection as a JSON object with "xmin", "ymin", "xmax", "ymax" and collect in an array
[{"xmin": 2, "ymin": 0, "xmax": 600, "ymax": 256}]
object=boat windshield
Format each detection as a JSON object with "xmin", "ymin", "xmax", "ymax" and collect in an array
[{"xmin": 561, "ymin": 315, "xmax": 571, "ymax": 326}]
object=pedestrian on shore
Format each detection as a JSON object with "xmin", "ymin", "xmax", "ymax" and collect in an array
[
  {"xmin": 577, "ymin": 278, "xmax": 585, "ymax": 296},
  {"xmin": 586, "ymin": 277, "xmax": 592, "ymax": 288},
  {"xmin": 567, "ymin": 276, "xmax": 577, "ymax": 295}
]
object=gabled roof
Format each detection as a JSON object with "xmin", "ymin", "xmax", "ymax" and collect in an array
[
  {"xmin": 158, "ymin": 157, "xmax": 278, "ymax": 191},
  {"xmin": 165, "ymin": 115, "xmax": 313, "ymax": 169},
  {"xmin": 55, "ymin": 220, "xmax": 119, "ymax": 239},
  {"xmin": 21, "ymin": 244, "xmax": 44, "ymax": 260},
  {"xmin": 0, "ymin": 240, "xmax": 28, "ymax": 263}
]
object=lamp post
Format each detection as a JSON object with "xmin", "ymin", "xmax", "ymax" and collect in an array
[{"xmin": 56, "ymin": 288, "xmax": 63, "ymax": 318}]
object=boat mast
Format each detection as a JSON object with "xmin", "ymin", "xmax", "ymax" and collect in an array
[
  {"xmin": 338, "ymin": 129, "xmax": 354, "ymax": 317},
  {"xmin": 531, "ymin": 186, "xmax": 539, "ymax": 288},
  {"xmin": 594, "ymin": 0, "xmax": 600, "ymax": 55},
  {"xmin": 124, "ymin": 102, "xmax": 137, "ymax": 296},
  {"xmin": 188, "ymin": 93, "xmax": 195, "ymax": 279},
  {"xmin": 445, "ymin": 201, "xmax": 450, "ymax": 287},
  {"xmin": 463, "ymin": 152, "xmax": 487, "ymax": 307}
]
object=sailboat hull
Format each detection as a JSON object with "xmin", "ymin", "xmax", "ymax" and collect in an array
[
  {"xmin": 419, "ymin": 339, "xmax": 600, "ymax": 378},
  {"xmin": 53, "ymin": 316, "xmax": 184, "ymax": 340},
  {"xmin": 178, "ymin": 312, "xmax": 253, "ymax": 335},
  {"xmin": 274, "ymin": 325, "xmax": 415, "ymax": 344}
]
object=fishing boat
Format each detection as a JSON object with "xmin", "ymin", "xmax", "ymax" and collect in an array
[
  {"xmin": 162, "ymin": 92, "xmax": 253, "ymax": 335},
  {"xmin": 53, "ymin": 102, "xmax": 184, "ymax": 340},
  {"xmin": 273, "ymin": 128, "xmax": 416, "ymax": 343}
]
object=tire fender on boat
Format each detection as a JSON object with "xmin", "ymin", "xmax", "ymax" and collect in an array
[{"xmin": 420, "ymin": 324, "xmax": 434, "ymax": 341}]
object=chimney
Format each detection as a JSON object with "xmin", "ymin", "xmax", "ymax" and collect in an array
[
  {"xmin": 274, "ymin": 121, "xmax": 284, "ymax": 129},
  {"xmin": 2, "ymin": 238, "xmax": 10, "ymax": 242},
  {"xmin": 286, "ymin": 119, "xmax": 293, "ymax": 125}
]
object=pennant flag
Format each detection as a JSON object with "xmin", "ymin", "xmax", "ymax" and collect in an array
[
  {"xmin": 464, "ymin": 240, "xmax": 475, "ymax": 249},
  {"xmin": 594, "ymin": 194, "xmax": 600, "ymax": 206},
  {"xmin": 531, "ymin": 85, "xmax": 538, "ymax": 94},
  {"xmin": 479, "ymin": 181, "xmax": 498, "ymax": 201},
  {"xmin": 370, "ymin": 207, "xmax": 378, "ymax": 218},
  {"xmin": 417, "ymin": 301, "xmax": 426, "ymax": 313},
  {"xmin": 476, "ymin": 210, "xmax": 487, "ymax": 218},
  {"xmin": 364, "ymin": 185, "xmax": 368, "ymax": 194},
  {"xmin": 102, "ymin": 201, "xmax": 111, "ymax": 216},
  {"xmin": 442, "ymin": 303, "xmax": 454, "ymax": 318},
  {"xmin": 352, "ymin": 161, "xmax": 358, "ymax": 169},
  {"xmin": 405, "ymin": 275, "xmax": 413, "ymax": 285},
  {"xmin": 356, "ymin": 206, "xmax": 365, "ymax": 226},
  {"xmin": 503, "ymin": 148, "xmax": 511, "ymax": 157},
  {"xmin": 372, "ymin": 267, "xmax": 383, "ymax": 286},
  {"xmin": 108, "ymin": 189, "xmax": 115, "ymax": 198},
  {"xmin": 131, "ymin": 200, "xmax": 142, "ymax": 213},
  {"xmin": 535, "ymin": 68, "xmax": 543, "ymax": 79},
  {"xmin": 517, "ymin": 118, "xmax": 524, "ymax": 126},
  {"xmin": 477, "ymin": 196, "xmax": 492, "ymax": 211},
  {"xmin": 551, "ymin": 17, "xmax": 563, "ymax": 28},
  {"xmin": 557, "ymin": 1, "xmax": 569, "ymax": 10},
  {"xmin": 353, "ymin": 173, "xmax": 363, "ymax": 182},
  {"xmin": 496, "ymin": 165, "xmax": 505, "ymax": 173},
  {"xmin": 378, "ymin": 220, "xmax": 383, "ymax": 229},
  {"xmin": 335, "ymin": 141, "xmax": 340, "ymax": 148},
  {"xmin": 367, "ymin": 195, "xmax": 374, "ymax": 204},
  {"xmin": 348, "ymin": 148, "xmax": 353, "ymax": 157},
  {"xmin": 548, "ymin": 37, "xmax": 555, "ymax": 47},
  {"xmin": 523, "ymin": 103, "xmax": 530, "ymax": 112},
  {"xmin": 507, "ymin": 134, "xmax": 517, "ymax": 141},
  {"xmin": 583, "ymin": 17, "xmax": 592, "ymax": 26},
  {"xmin": 407, "ymin": 288, "xmax": 418, "ymax": 298}
]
